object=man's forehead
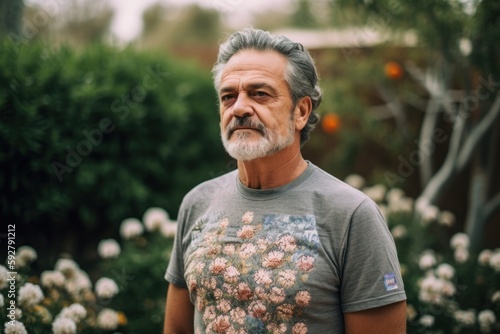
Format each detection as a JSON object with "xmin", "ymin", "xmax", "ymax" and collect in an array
[
  {"xmin": 223, "ymin": 49, "xmax": 287, "ymax": 73},
  {"xmin": 220, "ymin": 49, "xmax": 288, "ymax": 89}
]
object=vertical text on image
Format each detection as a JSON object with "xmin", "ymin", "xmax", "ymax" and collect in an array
[{"xmin": 6, "ymin": 223, "xmax": 18, "ymax": 326}]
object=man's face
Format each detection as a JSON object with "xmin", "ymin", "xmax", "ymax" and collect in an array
[{"xmin": 218, "ymin": 49, "xmax": 297, "ymax": 161}]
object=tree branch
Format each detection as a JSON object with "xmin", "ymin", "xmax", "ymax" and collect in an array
[
  {"xmin": 418, "ymin": 98, "xmax": 440, "ymax": 187},
  {"xmin": 376, "ymin": 85, "xmax": 408, "ymax": 137},
  {"xmin": 405, "ymin": 61, "xmax": 446, "ymax": 98},
  {"xmin": 418, "ymin": 104, "xmax": 467, "ymax": 205},
  {"xmin": 457, "ymin": 94, "xmax": 500, "ymax": 171}
]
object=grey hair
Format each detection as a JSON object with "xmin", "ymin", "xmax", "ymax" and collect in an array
[{"xmin": 212, "ymin": 27, "xmax": 322, "ymax": 145}]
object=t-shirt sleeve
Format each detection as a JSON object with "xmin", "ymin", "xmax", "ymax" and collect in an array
[
  {"xmin": 340, "ymin": 198, "xmax": 406, "ymax": 313},
  {"xmin": 164, "ymin": 207, "xmax": 188, "ymax": 288}
]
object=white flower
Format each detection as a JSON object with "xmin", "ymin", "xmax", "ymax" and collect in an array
[
  {"xmin": 438, "ymin": 210, "xmax": 455, "ymax": 226},
  {"xmin": 421, "ymin": 205, "xmax": 440, "ymax": 224},
  {"xmin": 386, "ymin": 187, "xmax": 405, "ymax": 203},
  {"xmin": 442, "ymin": 280, "xmax": 456, "ymax": 297},
  {"xmin": 15, "ymin": 308, "xmax": 23, "ymax": 319},
  {"xmin": 119, "ymin": 218, "xmax": 144, "ymax": 239},
  {"xmin": 15, "ymin": 246, "xmax": 37, "ymax": 269},
  {"xmin": 419, "ymin": 272, "xmax": 455, "ymax": 301},
  {"xmin": 363, "ymin": 184, "xmax": 386, "ymax": 203},
  {"xmin": 388, "ymin": 196, "xmax": 414, "ymax": 214},
  {"xmin": 18, "ymin": 282, "xmax": 44, "ymax": 307},
  {"xmin": 478, "ymin": 309, "xmax": 496, "ymax": 331},
  {"xmin": 97, "ymin": 239, "xmax": 121, "ymax": 259},
  {"xmin": 401, "ymin": 197, "xmax": 415, "ymax": 212},
  {"xmin": 52, "ymin": 317, "xmax": 77, "ymax": 334},
  {"xmin": 489, "ymin": 251, "xmax": 500, "ymax": 271},
  {"xmin": 459, "ymin": 38, "xmax": 473, "ymax": 56},
  {"xmin": 74, "ymin": 270, "xmax": 92, "ymax": 290},
  {"xmin": 41, "ymin": 270, "xmax": 66, "ymax": 288},
  {"xmin": 95, "ymin": 277, "xmax": 119, "ymax": 299},
  {"xmin": 450, "ymin": 233, "xmax": 470, "ymax": 250},
  {"xmin": 419, "ymin": 274, "xmax": 444, "ymax": 304},
  {"xmin": 57, "ymin": 303, "xmax": 87, "ymax": 323},
  {"xmin": 419, "ymin": 315, "xmax": 435, "ymax": 327},
  {"xmin": 415, "ymin": 197, "xmax": 428, "ymax": 212},
  {"xmin": 4, "ymin": 320, "xmax": 28, "ymax": 334},
  {"xmin": 454, "ymin": 309, "xmax": 476, "ymax": 326},
  {"xmin": 55, "ymin": 258, "xmax": 80, "ymax": 278},
  {"xmin": 0, "ymin": 293, "xmax": 4, "ymax": 307},
  {"xmin": 344, "ymin": 174, "xmax": 365, "ymax": 189},
  {"xmin": 436, "ymin": 263, "xmax": 455, "ymax": 280},
  {"xmin": 455, "ymin": 247, "xmax": 469, "ymax": 263},
  {"xmin": 160, "ymin": 220, "xmax": 178, "ymax": 238},
  {"xmin": 0, "ymin": 265, "xmax": 9, "ymax": 289},
  {"xmin": 143, "ymin": 207, "xmax": 170, "ymax": 232},
  {"xmin": 478, "ymin": 249, "xmax": 493, "ymax": 265},
  {"xmin": 492, "ymin": 291, "xmax": 500, "ymax": 303},
  {"xmin": 391, "ymin": 225, "xmax": 407, "ymax": 239},
  {"xmin": 97, "ymin": 308, "xmax": 119, "ymax": 330},
  {"xmin": 18, "ymin": 246, "xmax": 37, "ymax": 261},
  {"xmin": 419, "ymin": 252, "xmax": 436, "ymax": 270},
  {"xmin": 65, "ymin": 270, "xmax": 92, "ymax": 297}
]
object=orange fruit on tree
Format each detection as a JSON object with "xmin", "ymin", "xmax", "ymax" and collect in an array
[
  {"xmin": 384, "ymin": 61, "xmax": 403, "ymax": 80},
  {"xmin": 321, "ymin": 113, "xmax": 341, "ymax": 133}
]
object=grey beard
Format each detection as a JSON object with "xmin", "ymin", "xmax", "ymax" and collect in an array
[{"xmin": 221, "ymin": 116, "xmax": 295, "ymax": 161}]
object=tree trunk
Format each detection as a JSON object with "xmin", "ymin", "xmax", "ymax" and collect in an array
[
  {"xmin": 418, "ymin": 98, "xmax": 440, "ymax": 188},
  {"xmin": 464, "ymin": 165, "xmax": 487, "ymax": 251},
  {"xmin": 418, "ymin": 95, "xmax": 500, "ymax": 208}
]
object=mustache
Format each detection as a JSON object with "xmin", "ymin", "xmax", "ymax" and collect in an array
[{"xmin": 226, "ymin": 117, "xmax": 266, "ymax": 138}]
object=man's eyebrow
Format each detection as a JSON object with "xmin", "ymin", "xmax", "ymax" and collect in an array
[
  {"xmin": 219, "ymin": 82, "xmax": 278, "ymax": 95},
  {"xmin": 246, "ymin": 82, "xmax": 278, "ymax": 94}
]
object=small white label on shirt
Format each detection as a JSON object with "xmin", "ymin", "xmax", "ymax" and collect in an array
[{"xmin": 383, "ymin": 273, "xmax": 398, "ymax": 291}]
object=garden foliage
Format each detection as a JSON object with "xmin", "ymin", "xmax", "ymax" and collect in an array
[
  {"xmin": 356, "ymin": 179, "xmax": 500, "ymax": 334},
  {"xmin": 1, "ymin": 207, "xmax": 175, "ymax": 334},
  {"xmin": 0, "ymin": 39, "xmax": 229, "ymax": 265}
]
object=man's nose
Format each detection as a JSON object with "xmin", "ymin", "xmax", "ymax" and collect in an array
[{"xmin": 231, "ymin": 93, "xmax": 254, "ymax": 118}]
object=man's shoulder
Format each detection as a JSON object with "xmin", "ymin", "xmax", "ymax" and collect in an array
[
  {"xmin": 182, "ymin": 169, "xmax": 238, "ymax": 205},
  {"xmin": 307, "ymin": 164, "xmax": 372, "ymax": 209},
  {"xmin": 309, "ymin": 165, "xmax": 366, "ymax": 197}
]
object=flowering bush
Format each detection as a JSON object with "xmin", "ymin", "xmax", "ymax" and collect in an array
[
  {"xmin": 0, "ymin": 248, "xmax": 125, "ymax": 334},
  {"xmin": 96, "ymin": 207, "xmax": 176, "ymax": 333},
  {"xmin": 1, "ymin": 207, "xmax": 176, "ymax": 334},
  {"xmin": 346, "ymin": 175, "xmax": 500, "ymax": 333}
]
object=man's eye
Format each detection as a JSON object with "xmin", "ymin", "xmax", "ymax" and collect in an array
[
  {"xmin": 253, "ymin": 91, "xmax": 268, "ymax": 97},
  {"xmin": 221, "ymin": 95, "xmax": 235, "ymax": 102}
]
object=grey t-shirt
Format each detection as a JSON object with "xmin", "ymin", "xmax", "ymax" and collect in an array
[{"xmin": 165, "ymin": 162, "xmax": 406, "ymax": 333}]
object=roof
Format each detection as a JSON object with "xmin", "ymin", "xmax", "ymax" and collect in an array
[{"xmin": 271, "ymin": 28, "xmax": 418, "ymax": 49}]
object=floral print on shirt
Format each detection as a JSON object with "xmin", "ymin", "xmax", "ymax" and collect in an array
[{"xmin": 185, "ymin": 211, "xmax": 320, "ymax": 334}]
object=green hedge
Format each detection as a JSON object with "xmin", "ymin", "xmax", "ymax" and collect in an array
[{"xmin": 0, "ymin": 40, "xmax": 230, "ymax": 266}]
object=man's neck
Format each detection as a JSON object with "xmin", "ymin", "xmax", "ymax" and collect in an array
[{"xmin": 237, "ymin": 142, "xmax": 308, "ymax": 189}]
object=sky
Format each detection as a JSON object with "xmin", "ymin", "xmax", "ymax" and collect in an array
[{"xmin": 107, "ymin": 0, "xmax": 291, "ymax": 41}]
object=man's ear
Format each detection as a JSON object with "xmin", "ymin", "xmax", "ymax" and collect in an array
[{"xmin": 294, "ymin": 96, "xmax": 313, "ymax": 131}]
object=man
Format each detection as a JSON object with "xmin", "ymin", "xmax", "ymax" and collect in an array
[{"xmin": 164, "ymin": 27, "xmax": 406, "ymax": 334}]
